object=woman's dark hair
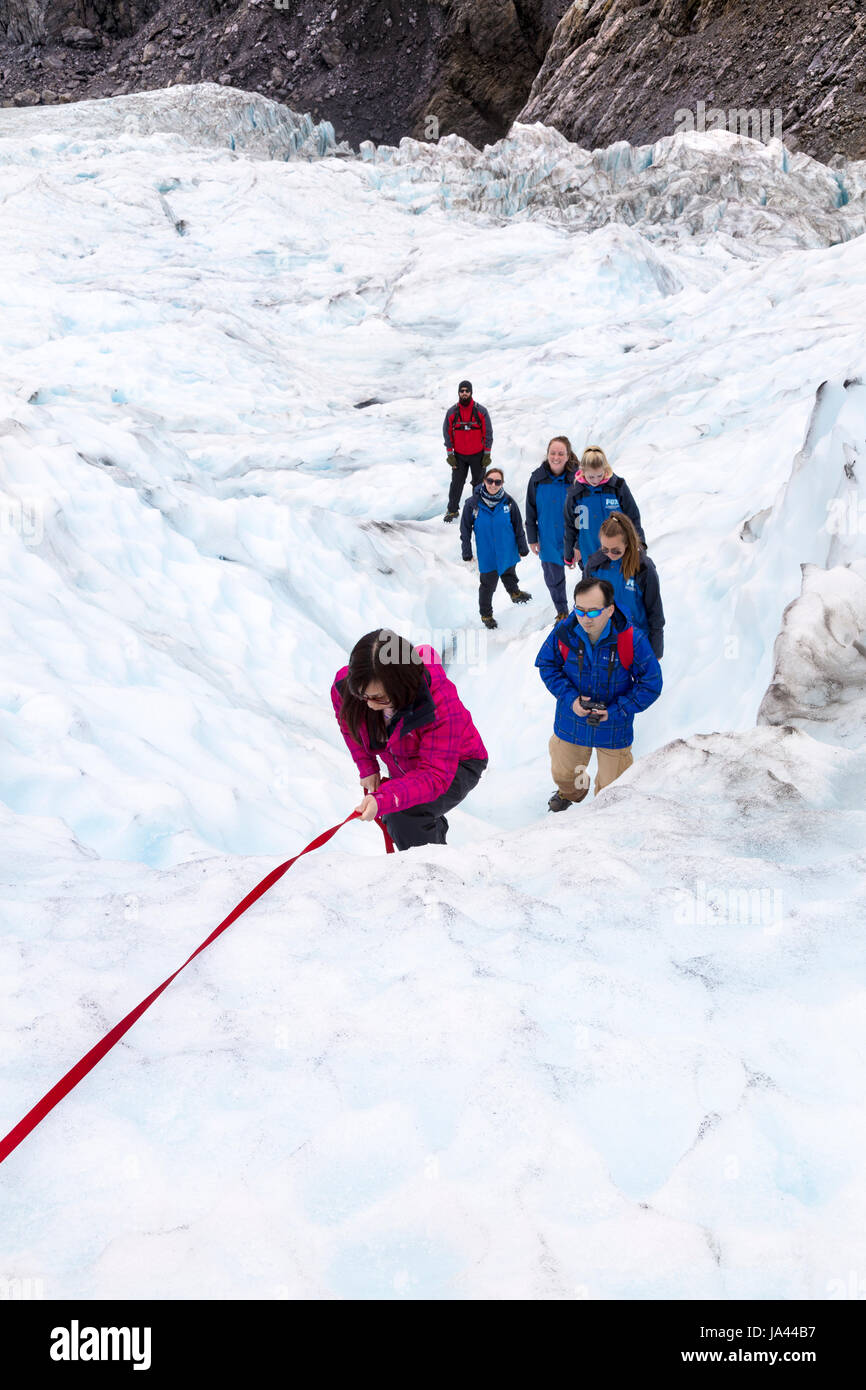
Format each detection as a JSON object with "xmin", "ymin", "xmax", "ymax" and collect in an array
[
  {"xmin": 573, "ymin": 575, "xmax": 615, "ymax": 608},
  {"xmin": 340, "ymin": 629, "xmax": 426, "ymax": 743}
]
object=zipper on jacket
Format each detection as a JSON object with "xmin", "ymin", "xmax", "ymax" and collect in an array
[
  {"xmin": 387, "ymin": 750, "xmax": 406, "ymax": 808},
  {"xmin": 575, "ymin": 642, "xmax": 596, "ymax": 749}
]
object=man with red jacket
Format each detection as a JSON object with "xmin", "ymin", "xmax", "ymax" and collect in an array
[{"xmin": 442, "ymin": 380, "xmax": 493, "ymax": 522}]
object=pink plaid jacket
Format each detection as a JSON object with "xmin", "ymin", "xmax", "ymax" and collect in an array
[{"xmin": 331, "ymin": 646, "xmax": 487, "ymax": 815}]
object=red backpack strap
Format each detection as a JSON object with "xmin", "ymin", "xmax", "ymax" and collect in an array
[
  {"xmin": 558, "ymin": 638, "xmax": 569, "ymax": 663},
  {"xmin": 616, "ymin": 627, "xmax": 634, "ymax": 670}
]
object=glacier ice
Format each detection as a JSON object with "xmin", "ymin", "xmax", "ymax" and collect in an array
[
  {"xmin": 0, "ymin": 84, "xmax": 865, "ymax": 1300},
  {"xmin": 358, "ymin": 122, "xmax": 866, "ymax": 253},
  {"xmin": 0, "ymin": 83, "xmax": 346, "ymax": 164}
]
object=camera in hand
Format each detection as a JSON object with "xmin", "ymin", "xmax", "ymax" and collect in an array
[{"xmin": 579, "ymin": 696, "xmax": 607, "ymax": 726}]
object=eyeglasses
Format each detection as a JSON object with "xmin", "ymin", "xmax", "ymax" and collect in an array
[
  {"xmin": 485, "ymin": 477, "xmax": 503, "ymax": 486},
  {"xmin": 601, "ymin": 546, "xmax": 625, "ymax": 557},
  {"xmin": 350, "ymin": 685, "xmax": 390, "ymax": 705},
  {"xmin": 574, "ymin": 606, "xmax": 605, "ymax": 618}
]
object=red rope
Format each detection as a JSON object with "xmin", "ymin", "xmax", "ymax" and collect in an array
[{"xmin": 0, "ymin": 812, "xmax": 394, "ymax": 1166}]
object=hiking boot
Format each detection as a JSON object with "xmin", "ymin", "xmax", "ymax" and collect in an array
[
  {"xmin": 443, "ymin": 510, "xmax": 459, "ymax": 523},
  {"xmin": 481, "ymin": 614, "xmax": 498, "ymax": 629},
  {"xmin": 548, "ymin": 792, "xmax": 572, "ymax": 812},
  {"xmin": 510, "ymin": 590, "xmax": 532, "ymax": 604},
  {"xmin": 555, "ymin": 610, "xmax": 569, "ymax": 623}
]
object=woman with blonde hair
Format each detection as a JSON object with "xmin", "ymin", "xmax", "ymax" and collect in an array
[
  {"xmin": 563, "ymin": 445, "xmax": 645, "ymax": 570},
  {"xmin": 583, "ymin": 512, "xmax": 665, "ymax": 658},
  {"xmin": 525, "ymin": 435, "xmax": 578, "ymax": 623}
]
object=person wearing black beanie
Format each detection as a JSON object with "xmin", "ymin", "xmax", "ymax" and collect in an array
[{"xmin": 442, "ymin": 380, "xmax": 494, "ymax": 522}]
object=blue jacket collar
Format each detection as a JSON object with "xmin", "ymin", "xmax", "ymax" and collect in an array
[{"xmin": 533, "ymin": 462, "xmax": 575, "ymax": 483}]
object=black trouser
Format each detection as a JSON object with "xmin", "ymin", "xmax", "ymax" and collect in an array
[
  {"xmin": 447, "ymin": 450, "xmax": 485, "ymax": 512},
  {"xmin": 383, "ymin": 758, "xmax": 487, "ymax": 851},
  {"xmin": 541, "ymin": 560, "xmax": 567, "ymax": 611},
  {"xmin": 479, "ymin": 565, "xmax": 520, "ymax": 616}
]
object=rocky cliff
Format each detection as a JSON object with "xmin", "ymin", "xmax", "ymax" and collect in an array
[
  {"xmin": 0, "ymin": 1, "xmax": 571, "ymax": 148},
  {"xmin": 1, "ymin": 0, "xmax": 864, "ymax": 160},
  {"xmin": 521, "ymin": 0, "xmax": 866, "ymax": 162}
]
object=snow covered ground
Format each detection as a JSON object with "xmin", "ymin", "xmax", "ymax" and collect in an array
[{"xmin": 1, "ymin": 86, "xmax": 865, "ymax": 1300}]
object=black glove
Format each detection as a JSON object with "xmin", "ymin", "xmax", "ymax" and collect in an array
[
  {"xmin": 481, "ymin": 451, "xmax": 491, "ymax": 467},
  {"xmin": 447, "ymin": 451, "xmax": 457, "ymax": 469}
]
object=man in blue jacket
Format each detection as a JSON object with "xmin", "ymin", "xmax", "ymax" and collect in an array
[{"xmin": 535, "ymin": 576, "xmax": 662, "ymax": 810}]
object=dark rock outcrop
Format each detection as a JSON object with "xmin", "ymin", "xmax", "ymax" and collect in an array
[
  {"xmin": 0, "ymin": 1, "xmax": 572, "ymax": 148},
  {"xmin": 1, "ymin": 0, "xmax": 864, "ymax": 161},
  {"xmin": 520, "ymin": 0, "xmax": 866, "ymax": 162}
]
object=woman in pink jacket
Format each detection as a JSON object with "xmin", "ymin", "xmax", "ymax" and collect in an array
[{"xmin": 331, "ymin": 629, "xmax": 488, "ymax": 850}]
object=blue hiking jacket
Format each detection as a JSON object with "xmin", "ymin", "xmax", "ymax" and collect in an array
[
  {"xmin": 584, "ymin": 550, "xmax": 665, "ymax": 658},
  {"xmin": 525, "ymin": 463, "xmax": 575, "ymax": 564},
  {"xmin": 535, "ymin": 606, "xmax": 662, "ymax": 750},
  {"xmin": 461, "ymin": 485, "xmax": 528, "ymax": 575},
  {"xmin": 563, "ymin": 474, "xmax": 645, "ymax": 562}
]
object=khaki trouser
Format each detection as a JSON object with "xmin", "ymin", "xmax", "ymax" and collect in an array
[{"xmin": 549, "ymin": 733, "xmax": 633, "ymax": 801}]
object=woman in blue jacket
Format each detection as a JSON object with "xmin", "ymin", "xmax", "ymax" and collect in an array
[
  {"xmin": 525, "ymin": 436, "xmax": 578, "ymax": 623},
  {"xmin": 583, "ymin": 512, "xmax": 665, "ymax": 659},
  {"xmin": 461, "ymin": 465, "xmax": 532, "ymax": 629},
  {"xmin": 536, "ymin": 575, "xmax": 663, "ymax": 810},
  {"xmin": 563, "ymin": 445, "xmax": 645, "ymax": 570}
]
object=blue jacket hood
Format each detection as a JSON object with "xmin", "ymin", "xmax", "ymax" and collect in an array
[{"xmin": 528, "ymin": 462, "xmax": 576, "ymax": 486}]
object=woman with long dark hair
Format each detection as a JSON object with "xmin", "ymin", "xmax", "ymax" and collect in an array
[
  {"xmin": 583, "ymin": 513, "xmax": 665, "ymax": 658},
  {"xmin": 331, "ymin": 629, "xmax": 488, "ymax": 850}
]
